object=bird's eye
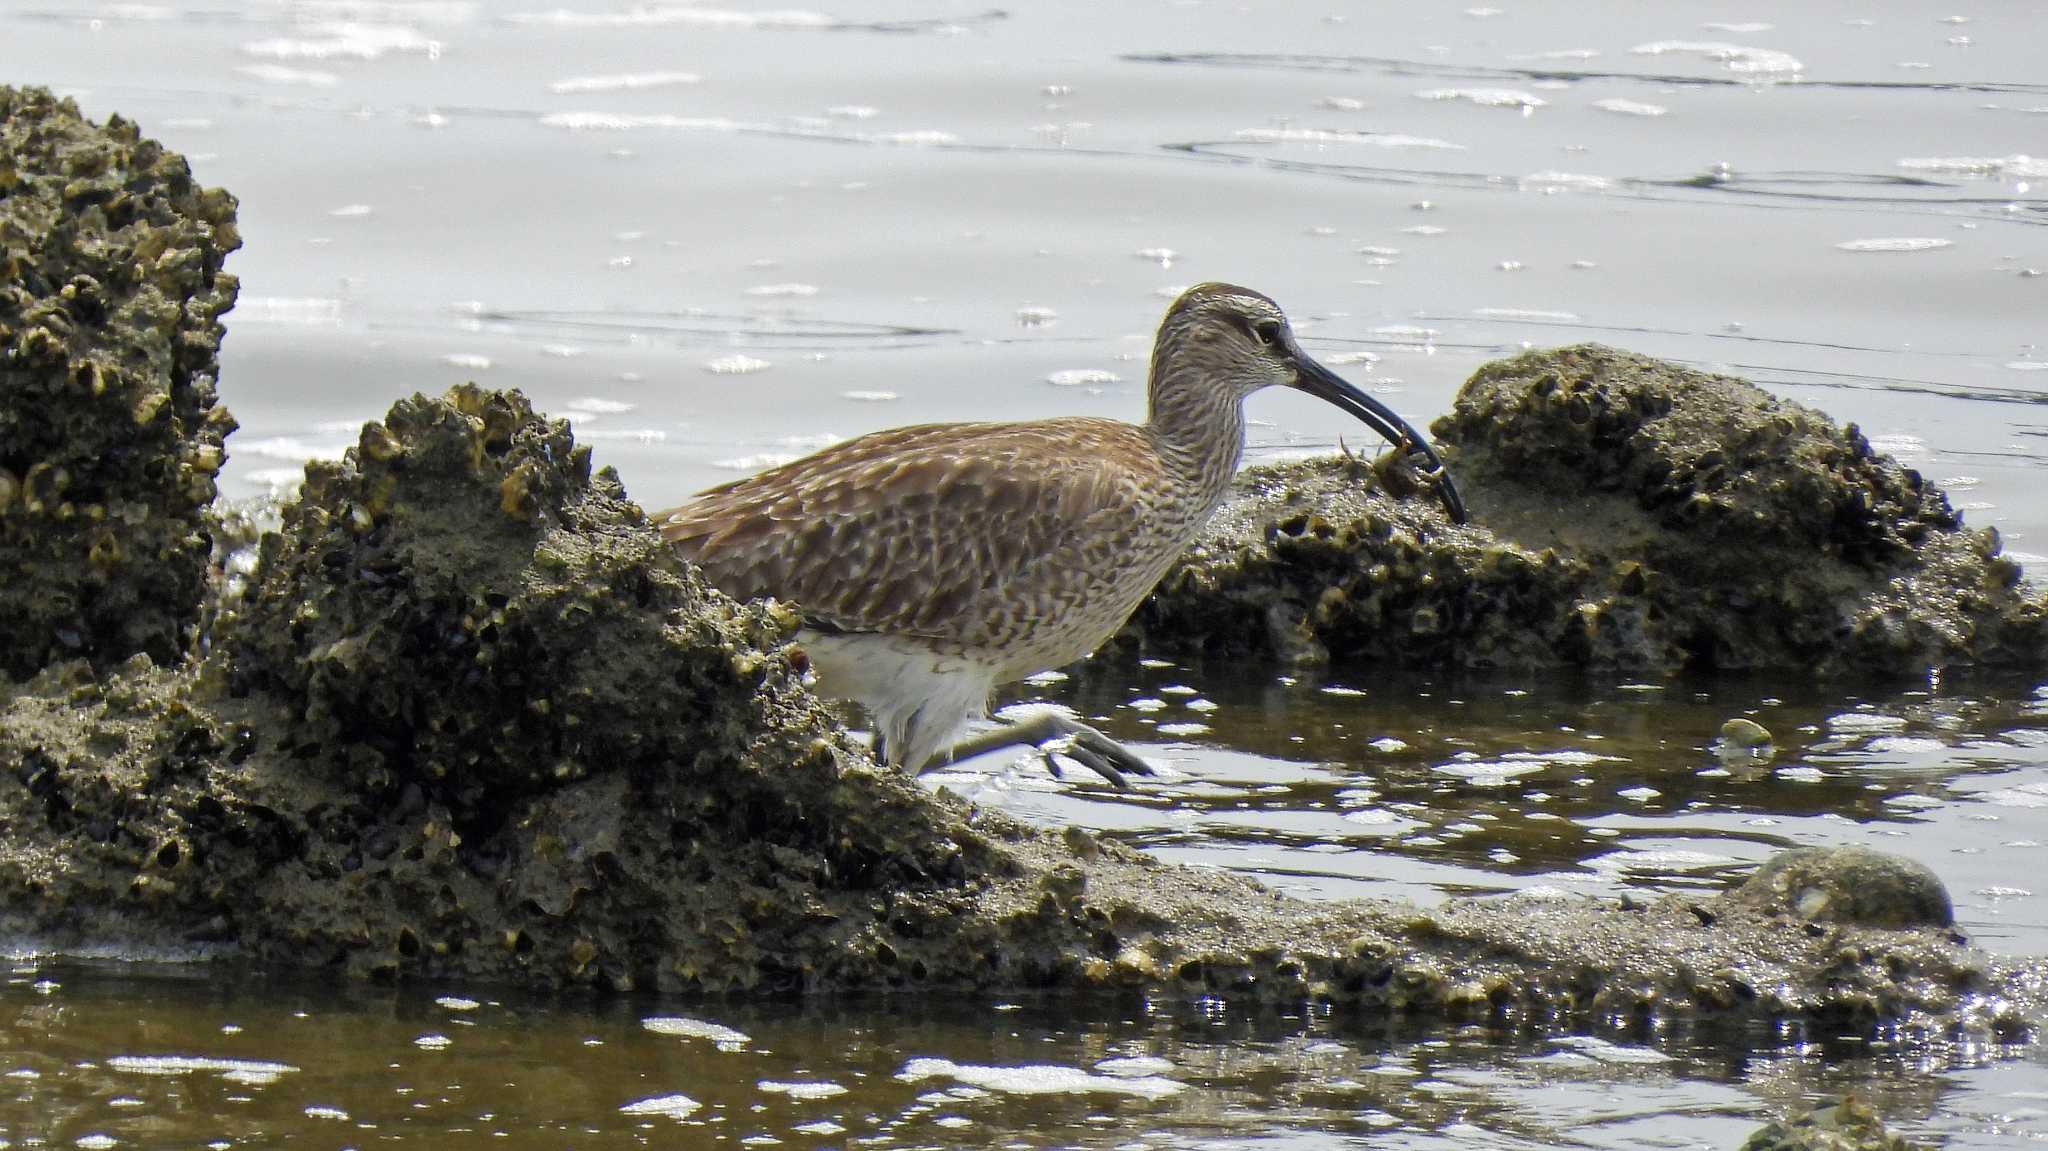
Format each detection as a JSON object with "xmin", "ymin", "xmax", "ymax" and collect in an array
[{"xmin": 1252, "ymin": 321, "xmax": 1283, "ymax": 349}]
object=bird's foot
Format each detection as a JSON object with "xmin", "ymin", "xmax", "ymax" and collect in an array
[
  {"xmin": 1037, "ymin": 724, "xmax": 1155, "ymax": 790},
  {"xmin": 938, "ymin": 710, "xmax": 1156, "ymax": 790}
]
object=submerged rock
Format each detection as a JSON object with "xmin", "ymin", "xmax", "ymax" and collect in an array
[
  {"xmin": 1117, "ymin": 346, "xmax": 2047, "ymax": 676},
  {"xmin": 0, "ymin": 87, "xmax": 240, "ymax": 677},
  {"xmin": 1740, "ymin": 1098, "xmax": 1933, "ymax": 1151}
]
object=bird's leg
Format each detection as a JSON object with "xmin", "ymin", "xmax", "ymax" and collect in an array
[{"xmin": 932, "ymin": 711, "xmax": 1156, "ymax": 789}]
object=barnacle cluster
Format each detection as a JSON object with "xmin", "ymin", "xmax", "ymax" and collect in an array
[
  {"xmin": 1120, "ymin": 345, "xmax": 2048, "ymax": 676},
  {"xmin": 0, "ymin": 87, "xmax": 239, "ymax": 677}
]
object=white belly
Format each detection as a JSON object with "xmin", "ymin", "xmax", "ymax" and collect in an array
[{"xmin": 796, "ymin": 629, "xmax": 999, "ymax": 771}]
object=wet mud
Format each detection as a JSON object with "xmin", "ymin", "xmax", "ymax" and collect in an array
[
  {"xmin": 1117, "ymin": 345, "xmax": 2047, "ymax": 676},
  {"xmin": 0, "ymin": 89, "xmax": 2042, "ymax": 1042}
]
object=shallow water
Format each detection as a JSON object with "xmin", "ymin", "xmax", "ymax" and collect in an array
[
  {"xmin": 4, "ymin": 0, "xmax": 2048, "ymax": 1144},
  {"xmin": 4, "ymin": 963, "xmax": 2045, "ymax": 1148}
]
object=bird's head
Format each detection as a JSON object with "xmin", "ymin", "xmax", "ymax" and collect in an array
[{"xmin": 1153, "ymin": 282, "xmax": 1468, "ymax": 523}]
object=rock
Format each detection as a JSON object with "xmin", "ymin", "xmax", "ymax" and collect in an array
[
  {"xmin": 0, "ymin": 87, "xmax": 240, "ymax": 677},
  {"xmin": 1725, "ymin": 847, "xmax": 1954, "ymax": 931},
  {"xmin": 1740, "ymin": 1098, "xmax": 1932, "ymax": 1151},
  {"xmin": 1721, "ymin": 718, "xmax": 1773, "ymax": 748},
  {"xmin": 220, "ymin": 384, "xmax": 805, "ymax": 825},
  {"xmin": 199, "ymin": 384, "xmax": 999, "ymax": 988},
  {"xmin": 1115, "ymin": 346, "xmax": 2048, "ymax": 677}
]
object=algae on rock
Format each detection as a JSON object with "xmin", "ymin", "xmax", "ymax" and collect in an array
[
  {"xmin": 1117, "ymin": 345, "xmax": 2047, "ymax": 676},
  {"xmin": 0, "ymin": 86, "xmax": 240, "ymax": 677}
]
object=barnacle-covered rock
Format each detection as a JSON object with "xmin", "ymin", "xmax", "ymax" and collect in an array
[
  {"xmin": 1117, "ymin": 345, "xmax": 2048, "ymax": 676},
  {"xmin": 0, "ymin": 86, "xmax": 239, "ymax": 677},
  {"xmin": 196, "ymin": 385, "xmax": 1013, "ymax": 987},
  {"xmin": 222, "ymin": 384, "xmax": 788, "ymax": 824},
  {"xmin": 1727, "ymin": 846, "xmax": 1954, "ymax": 931}
]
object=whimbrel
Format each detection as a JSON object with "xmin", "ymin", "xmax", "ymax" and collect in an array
[{"xmin": 659, "ymin": 283, "xmax": 1466, "ymax": 785}]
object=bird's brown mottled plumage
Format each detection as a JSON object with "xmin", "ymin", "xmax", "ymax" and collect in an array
[
  {"xmin": 663, "ymin": 418, "xmax": 1186, "ymax": 680},
  {"xmin": 657, "ymin": 283, "xmax": 1464, "ymax": 777}
]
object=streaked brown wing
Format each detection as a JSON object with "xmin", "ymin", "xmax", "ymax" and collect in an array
[{"xmin": 657, "ymin": 418, "xmax": 1152, "ymax": 645}]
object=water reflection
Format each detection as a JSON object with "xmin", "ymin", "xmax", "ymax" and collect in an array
[{"xmin": 3, "ymin": 966, "xmax": 2040, "ymax": 1149}]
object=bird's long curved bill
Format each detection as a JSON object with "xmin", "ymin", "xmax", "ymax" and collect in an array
[{"xmin": 1289, "ymin": 345, "xmax": 1469, "ymax": 524}]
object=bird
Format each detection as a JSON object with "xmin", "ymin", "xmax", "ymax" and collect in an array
[{"xmin": 657, "ymin": 283, "xmax": 1466, "ymax": 786}]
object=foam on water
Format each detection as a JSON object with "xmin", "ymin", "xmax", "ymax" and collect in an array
[
  {"xmin": 105, "ymin": 1055, "xmax": 299, "ymax": 1085},
  {"xmin": 704, "ymin": 354, "xmax": 772, "ymax": 375},
  {"xmin": 1827, "ymin": 712, "xmax": 1910, "ymax": 734},
  {"xmin": 548, "ymin": 71, "xmax": 701, "ymax": 93},
  {"xmin": 1233, "ymin": 127, "xmax": 1465, "ymax": 150},
  {"xmin": 619, "ymin": 1092, "xmax": 702, "ymax": 1117},
  {"xmin": 540, "ymin": 112, "xmax": 752, "ymax": 133},
  {"xmin": 1897, "ymin": 154, "xmax": 2047, "ymax": 179},
  {"xmin": 1519, "ymin": 171, "xmax": 1613, "ymax": 192},
  {"xmin": 1588, "ymin": 847, "xmax": 1738, "ymax": 874},
  {"xmin": 1593, "ymin": 97, "xmax": 1668, "ymax": 117},
  {"xmin": 1836, "ymin": 237, "xmax": 1954, "ymax": 252},
  {"xmin": 643, "ymin": 1015, "xmax": 753, "ymax": 1050},
  {"xmin": 1415, "ymin": 88, "xmax": 1547, "ymax": 109},
  {"xmin": 758, "ymin": 1079, "xmax": 849, "ymax": 1099},
  {"xmin": 242, "ymin": 22, "xmax": 441, "ymax": 61},
  {"xmin": 1630, "ymin": 40, "xmax": 1803, "ymax": 75},
  {"xmin": 1552, "ymin": 1036, "xmax": 1674, "ymax": 1063},
  {"xmin": 896, "ymin": 1057, "xmax": 1185, "ymax": 1099}
]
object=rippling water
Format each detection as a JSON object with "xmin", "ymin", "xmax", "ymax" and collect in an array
[
  {"xmin": 4, "ymin": 963, "xmax": 2042, "ymax": 1148},
  {"xmin": 3, "ymin": 0, "xmax": 2047, "ymax": 1144}
]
